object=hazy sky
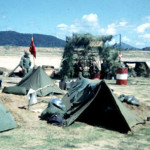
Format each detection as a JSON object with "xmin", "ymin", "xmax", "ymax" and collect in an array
[{"xmin": 0, "ymin": 0, "xmax": 150, "ymax": 48}]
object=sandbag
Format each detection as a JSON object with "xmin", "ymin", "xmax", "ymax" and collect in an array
[
  {"xmin": 2, "ymin": 86, "xmax": 27, "ymax": 95},
  {"xmin": 125, "ymin": 96, "xmax": 140, "ymax": 106},
  {"xmin": 118, "ymin": 94, "xmax": 140, "ymax": 106}
]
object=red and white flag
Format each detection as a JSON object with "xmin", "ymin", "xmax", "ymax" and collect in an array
[
  {"xmin": 29, "ymin": 37, "xmax": 36, "ymax": 58},
  {"xmin": 118, "ymin": 54, "xmax": 122, "ymax": 60}
]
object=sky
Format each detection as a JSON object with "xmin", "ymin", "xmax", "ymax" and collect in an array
[{"xmin": 0, "ymin": 0, "xmax": 150, "ymax": 48}]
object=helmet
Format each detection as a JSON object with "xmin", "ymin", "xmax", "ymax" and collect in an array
[
  {"xmin": 24, "ymin": 50, "xmax": 29, "ymax": 55},
  {"xmin": 51, "ymin": 98, "xmax": 63, "ymax": 108}
]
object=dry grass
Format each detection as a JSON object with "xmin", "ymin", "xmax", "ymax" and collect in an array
[
  {"xmin": 121, "ymin": 50, "xmax": 150, "ymax": 62},
  {"xmin": 0, "ymin": 46, "xmax": 150, "ymax": 150}
]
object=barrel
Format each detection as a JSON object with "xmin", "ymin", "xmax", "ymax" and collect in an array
[{"xmin": 116, "ymin": 68, "xmax": 128, "ymax": 85}]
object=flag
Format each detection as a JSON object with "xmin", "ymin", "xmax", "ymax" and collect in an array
[
  {"xmin": 118, "ymin": 54, "xmax": 122, "ymax": 60},
  {"xmin": 29, "ymin": 37, "xmax": 36, "ymax": 58}
]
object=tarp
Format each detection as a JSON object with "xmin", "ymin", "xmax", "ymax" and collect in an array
[
  {"xmin": 3, "ymin": 66, "xmax": 63, "ymax": 97},
  {"xmin": 62, "ymin": 78, "xmax": 144, "ymax": 133},
  {"xmin": 41, "ymin": 100, "xmax": 66, "ymax": 120},
  {"xmin": 0, "ymin": 102, "xmax": 17, "ymax": 132}
]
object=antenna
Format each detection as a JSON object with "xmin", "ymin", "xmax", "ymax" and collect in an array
[{"xmin": 119, "ymin": 34, "xmax": 121, "ymax": 55}]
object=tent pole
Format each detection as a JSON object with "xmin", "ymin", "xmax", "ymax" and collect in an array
[{"xmin": 33, "ymin": 56, "xmax": 35, "ymax": 66}]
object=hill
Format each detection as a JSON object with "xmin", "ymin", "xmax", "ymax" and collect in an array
[
  {"xmin": 112, "ymin": 42, "xmax": 140, "ymax": 50},
  {"xmin": 0, "ymin": 31, "xmax": 66, "ymax": 47},
  {"xmin": 142, "ymin": 47, "xmax": 150, "ymax": 51}
]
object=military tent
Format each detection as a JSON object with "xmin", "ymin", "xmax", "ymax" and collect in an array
[
  {"xmin": 3, "ymin": 66, "xmax": 63, "ymax": 96},
  {"xmin": 62, "ymin": 78, "xmax": 144, "ymax": 133},
  {"xmin": 0, "ymin": 102, "xmax": 17, "ymax": 132}
]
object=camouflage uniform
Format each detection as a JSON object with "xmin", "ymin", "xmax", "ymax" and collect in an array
[{"xmin": 19, "ymin": 51, "xmax": 31, "ymax": 76}]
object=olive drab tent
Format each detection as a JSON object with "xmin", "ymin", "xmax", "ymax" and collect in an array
[
  {"xmin": 17, "ymin": 66, "xmax": 63, "ymax": 96},
  {"xmin": 0, "ymin": 102, "xmax": 17, "ymax": 132},
  {"xmin": 62, "ymin": 78, "xmax": 144, "ymax": 133},
  {"xmin": 3, "ymin": 66, "xmax": 63, "ymax": 96}
]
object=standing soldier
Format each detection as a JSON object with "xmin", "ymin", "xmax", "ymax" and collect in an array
[
  {"xmin": 101, "ymin": 59, "xmax": 110, "ymax": 79},
  {"xmin": 74, "ymin": 60, "xmax": 83, "ymax": 77},
  {"xmin": 89, "ymin": 62, "xmax": 99, "ymax": 79},
  {"xmin": 19, "ymin": 50, "xmax": 31, "ymax": 77}
]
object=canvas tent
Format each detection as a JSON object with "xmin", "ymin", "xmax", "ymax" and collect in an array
[
  {"xmin": 62, "ymin": 78, "xmax": 144, "ymax": 133},
  {"xmin": 0, "ymin": 102, "xmax": 17, "ymax": 132},
  {"xmin": 3, "ymin": 66, "xmax": 63, "ymax": 96}
]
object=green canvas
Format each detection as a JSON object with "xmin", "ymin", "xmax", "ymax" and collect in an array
[
  {"xmin": 62, "ymin": 79, "xmax": 144, "ymax": 133},
  {"xmin": 3, "ymin": 66, "xmax": 63, "ymax": 96},
  {"xmin": 2, "ymin": 86, "xmax": 27, "ymax": 95},
  {"xmin": 18, "ymin": 66, "xmax": 63, "ymax": 96},
  {"xmin": 0, "ymin": 102, "xmax": 17, "ymax": 132}
]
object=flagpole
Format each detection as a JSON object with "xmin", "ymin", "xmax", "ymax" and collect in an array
[{"xmin": 33, "ymin": 56, "xmax": 35, "ymax": 66}]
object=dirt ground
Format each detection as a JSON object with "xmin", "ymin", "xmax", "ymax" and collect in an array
[
  {"xmin": 0, "ymin": 47, "xmax": 150, "ymax": 150},
  {"xmin": 0, "ymin": 46, "xmax": 63, "ymax": 71}
]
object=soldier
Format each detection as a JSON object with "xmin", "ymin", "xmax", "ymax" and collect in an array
[
  {"xmin": 73, "ymin": 60, "xmax": 83, "ymax": 77},
  {"xmin": 89, "ymin": 63, "xmax": 99, "ymax": 79},
  {"xmin": 19, "ymin": 50, "xmax": 31, "ymax": 76},
  {"xmin": 101, "ymin": 59, "xmax": 110, "ymax": 79}
]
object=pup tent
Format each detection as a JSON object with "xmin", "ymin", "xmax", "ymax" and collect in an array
[
  {"xmin": 0, "ymin": 102, "xmax": 17, "ymax": 132},
  {"xmin": 3, "ymin": 66, "xmax": 63, "ymax": 96},
  {"xmin": 62, "ymin": 77, "xmax": 144, "ymax": 133}
]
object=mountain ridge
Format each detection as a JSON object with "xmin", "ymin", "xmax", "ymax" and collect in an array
[
  {"xmin": 0, "ymin": 31, "xmax": 65, "ymax": 47},
  {"xmin": 112, "ymin": 42, "xmax": 140, "ymax": 50},
  {"xmin": 0, "ymin": 31, "xmax": 149, "ymax": 50}
]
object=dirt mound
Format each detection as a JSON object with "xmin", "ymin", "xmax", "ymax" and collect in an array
[
  {"xmin": 0, "ymin": 91, "xmax": 48, "ymax": 128},
  {"xmin": 123, "ymin": 102, "xmax": 149, "ymax": 121}
]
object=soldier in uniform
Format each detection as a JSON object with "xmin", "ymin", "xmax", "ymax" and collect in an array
[
  {"xmin": 89, "ymin": 63, "xmax": 99, "ymax": 79},
  {"xmin": 19, "ymin": 51, "xmax": 31, "ymax": 76},
  {"xmin": 73, "ymin": 60, "xmax": 83, "ymax": 77},
  {"xmin": 101, "ymin": 59, "xmax": 110, "ymax": 79}
]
